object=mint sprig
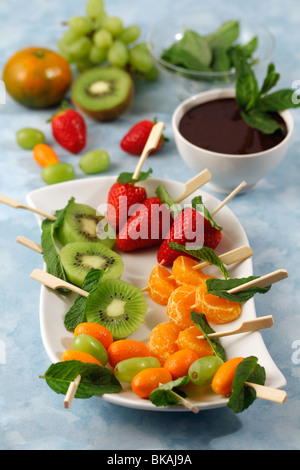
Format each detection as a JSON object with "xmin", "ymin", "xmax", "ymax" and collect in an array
[
  {"xmin": 191, "ymin": 311, "xmax": 226, "ymax": 361},
  {"xmin": 117, "ymin": 168, "xmax": 153, "ymax": 184}
]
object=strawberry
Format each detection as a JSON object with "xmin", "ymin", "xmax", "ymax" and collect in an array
[
  {"xmin": 107, "ymin": 169, "xmax": 153, "ymax": 232},
  {"xmin": 120, "ymin": 119, "xmax": 166, "ymax": 155},
  {"xmin": 157, "ymin": 207, "xmax": 222, "ymax": 266},
  {"xmin": 117, "ymin": 197, "xmax": 173, "ymax": 252},
  {"xmin": 50, "ymin": 103, "xmax": 86, "ymax": 154}
]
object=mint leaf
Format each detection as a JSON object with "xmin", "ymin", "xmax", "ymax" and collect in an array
[
  {"xmin": 211, "ymin": 47, "xmax": 231, "ymax": 72},
  {"xmin": 155, "ymin": 185, "xmax": 180, "ymax": 218},
  {"xmin": 168, "ymin": 242, "xmax": 229, "ymax": 279},
  {"xmin": 206, "ymin": 276, "xmax": 271, "ymax": 302},
  {"xmin": 40, "ymin": 360, "xmax": 122, "ymax": 398},
  {"xmin": 227, "ymin": 356, "xmax": 266, "ymax": 413},
  {"xmin": 232, "ymin": 48, "xmax": 259, "ymax": 111},
  {"xmin": 191, "ymin": 311, "xmax": 226, "ymax": 361},
  {"xmin": 241, "ymin": 108, "xmax": 283, "ymax": 134},
  {"xmin": 257, "ymin": 88, "xmax": 300, "ymax": 112},
  {"xmin": 117, "ymin": 168, "xmax": 152, "ymax": 184},
  {"xmin": 180, "ymin": 29, "xmax": 212, "ymax": 67},
  {"xmin": 64, "ymin": 269, "xmax": 104, "ymax": 331},
  {"xmin": 149, "ymin": 376, "xmax": 190, "ymax": 407},
  {"xmin": 206, "ymin": 20, "xmax": 239, "ymax": 51},
  {"xmin": 191, "ymin": 195, "xmax": 222, "ymax": 230},
  {"xmin": 260, "ymin": 63, "xmax": 280, "ymax": 95}
]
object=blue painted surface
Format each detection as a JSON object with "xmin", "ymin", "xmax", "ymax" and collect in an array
[{"xmin": 0, "ymin": 0, "xmax": 299, "ymax": 450}]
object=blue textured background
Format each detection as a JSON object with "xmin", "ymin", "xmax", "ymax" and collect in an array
[{"xmin": 0, "ymin": 0, "xmax": 299, "ymax": 450}]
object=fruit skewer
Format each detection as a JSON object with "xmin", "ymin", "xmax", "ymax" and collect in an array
[{"xmin": 196, "ymin": 315, "xmax": 274, "ymax": 339}]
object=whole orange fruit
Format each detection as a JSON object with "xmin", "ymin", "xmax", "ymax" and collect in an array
[{"xmin": 2, "ymin": 47, "xmax": 72, "ymax": 108}]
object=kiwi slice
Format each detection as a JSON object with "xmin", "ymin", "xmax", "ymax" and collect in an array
[
  {"xmin": 85, "ymin": 279, "xmax": 148, "ymax": 339},
  {"xmin": 60, "ymin": 241, "xmax": 124, "ymax": 287},
  {"xmin": 57, "ymin": 199, "xmax": 116, "ymax": 249},
  {"xmin": 71, "ymin": 66, "xmax": 134, "ymax": 121}
]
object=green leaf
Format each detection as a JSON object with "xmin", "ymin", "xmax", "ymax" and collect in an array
[
  {"xmin": 206, "ymin": 276, "xmax": 271, "ymax": 302},
  {"xmin": 191, "ymin": 311, "xmax": 226, "ymax": 361},
  {"xmin": 260, "ymin": 63, "xmax": 280, "ymax": 95},
  {"xmin": 40, "ymin": 360, "xmax": 122, "ymax": 398},
  {"xmin": 149, "ymin": 376, "xmax": 190, "ymax": 407},
  {"xmin": 211, "ymin": 47, "xmax": 231, "ymax": 72},
  {"xmin": 180, "ymin": 29, "xmax": 212, "ymax": 67},
  {"xmin": 227, "ymin": 356, "xmax": 266, "ymax": 413},
  {"xmin": 206, "ymin": 20, "xmax": 239, "ymax": 51},
  {"xmin": 191, "ymin": 195, "xmax": 222, "ymax": 230},
  {"xmin": 168, "ymin": 242, "xmax": 229, "ymax": 279},
  {"xmin": 117, "ymin": 168, "xmax": 153, "ymax": 184},
  {"xmin": 155, "ymin": 185, "xmax": 180, "ymax": 218},
  {"xmin": 40, "ymin": 197, "xmax": 75, "ymax": 292},
  {"xmin": 241, "ymin": 109, "xmax": 283, "ymax": 134},
  {"xmin": 257, "ymin": 88, "xmax": 300, "ymax": 112},
  {"xmin": 64, "ymin": 269, "xmax": 104, "ymax": 331},
  {"xmin": 232, "ymin": 48, "xmax": 259, "ymax": 111},
  {"xmin": 161, "ymin": 41, "xmax": 211, "ymax": 72}
]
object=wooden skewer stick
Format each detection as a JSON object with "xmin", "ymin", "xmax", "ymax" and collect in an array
[
  {"xmin": 132, "ymin": 121, "xmax": 165, "ymax": 180},
  {"xmin": 0, "ymin": 194, "xmax": 56, "ymax": 220},
  {"xmin": 192, "ymin": 245, "xmax": 253, "ymax": 271},
  {"xmin": 197, "ymin": 315, "xmax": 274, "ymax": 339},
  {"xmin": 16, "ymin": 235, "xmax": 43, "ymax": 254},
  {"xmin": 245, "ymin": 382, "xmax": 287, "ymax": 404},
  {"xmin": 210, "ymin": 181, "xmax": 247, "ymax": 216},
  {"xmin": 228, "ymin": 269, "xmax": 288, "ymax": 294},
  {"xmin": 174, "ymin": 169, "xmax": 212, "ymax": 203},
  {"xmin": 30, "ymin": 268, "xmax": 88, "ymax": 297},
  {"xmin": 64, "ymin": 375, "xmax": 82, "ymax": 409}
]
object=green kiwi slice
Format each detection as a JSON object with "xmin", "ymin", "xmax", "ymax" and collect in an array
[
  {"xmin": 57, "ymin": 199, "xmax": 116, "ymax": 249},
  {"xmin": 60, "ymin": 241, "xmax": 124, "ymax": 287},
  {"xmin": 71, "ymin": 66, "xmax": 134, "ymax": 121},
  {"xmin": 85, "ymin": 279, "xmax": 148, "ymax": 339}
]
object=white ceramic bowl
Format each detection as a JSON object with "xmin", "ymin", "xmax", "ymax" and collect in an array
[{"xmin": 172, "ymin": 88, "xmax": 294, "ymax": 193}]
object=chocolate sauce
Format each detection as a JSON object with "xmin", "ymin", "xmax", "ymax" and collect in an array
[{"xmin": 179, "ymin": 98, "xmax": 287, "ymax": 155}]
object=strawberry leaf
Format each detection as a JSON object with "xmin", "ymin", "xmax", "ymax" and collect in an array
[{"xmin": 117, "ymin": 168, "xmax": 153, "ymax": 184}]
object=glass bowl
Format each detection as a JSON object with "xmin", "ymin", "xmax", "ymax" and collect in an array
[{"xmin": 146, "ymin": 11, "xmax": 275, "ymax": 99}]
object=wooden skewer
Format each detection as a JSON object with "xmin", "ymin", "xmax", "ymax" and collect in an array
[
  {"xmin": 174, "ymin": 169, "xmax": 212, "ymax": 203},
  {"xmin": 197, "ymin": 315, "xmax": 274, "ymax": 339},
  {"xmin": 16, "ymin": 235, "xmax": 43, "ymax": 254},
  {"xmin": 132, "ymin": 121, "xmax": 165, "ymax": 180},
  {"xmin": 30, "ymin": 268, "xmax": 88, "ymax": 297},
  {"xmin": 0, "ymin": 194, "xmax": 56, "ymax": 220},
  {"xmin": 210, "ymin": 181, "xmax": 247, "ymax": 216},
  {"xmin": 244, "ymin": 382, "xmax": 287, "ymax": 404},
  {"xmin": 64, "ymin": 375, "xmax": 82, "ymax": 409},
  {"xmin": 228, "ymin": 269, "xmax": 288, "ymax": 294}
]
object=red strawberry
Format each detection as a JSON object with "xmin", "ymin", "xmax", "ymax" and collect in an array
[
  {"xmin": 107, "ymin": 182, "xmax": 147, "ymax": 232},
  {"xmin": 157, "ymin": 207, "xmax": 222, "ymax": 266},
  {"xmin": 50, "ymin": 104, "xmax": 86, "ymax": 154},
  {"xmin": 120, "ymin": 120, "xmax": 165, "ymax": 155},
  {"xmin": 117, "ymin": 197, "xmax": 173, "ymax": 252}
]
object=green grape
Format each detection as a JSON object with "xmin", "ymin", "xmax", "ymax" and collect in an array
[
  {"xmin": 69, "ymin": 16, "xmax": 94, "ymax": 35},
  {"xmin": 114, "ymin": 357, "xmax": 161, "ymax": 383},
  {"xmin": 188, "ymin": 356, "xmax": 224, "ymax": 386},
  {"xmin": 72, "ymin": 334, "xmax": 109, "ymax": 365},
  {"xmin": 57, "ymin": 38, "xmax": 74, "ymax": 62},
  {"xmin": 16, "ymin": 128, "xmax": 45, "ymax": 150},
  {"xmin": 41, "ymin": 163, "xmax": 75, "ymax": 185},
  {"xmin": 68, "ymin": 36, "xmax": 92, "ymax": 60},
  {"xmin": 89, "ymin": 45, "xmax": 107, "ymax": 64},
  {"xmin": 93, "ymin": 28, "xmax": 113, "ymax": 48},
  {"xmin": 101, "ymin": 16, "xmax": 123, "ymax": 37},
  {"xmin": 86, "ymin": 0, "xmax": 105, "ymax": 20},
  {"xmin": 118, "ymin": 25, "xmax": 141, "ymax": 44},
  {"xmin": 61, "ymin": 29, "xmax": 82, "ymax": 45},
  {"xmin": 108, "ymin": 40, "xmax": 128, "ymax": 68},
  {"xmin": 79, "ymin": 149, "xmax": 110, "ymax": 174},
  {"xmin": 128, "ymin": 43, "xmax": 154, "ymax": 74}
]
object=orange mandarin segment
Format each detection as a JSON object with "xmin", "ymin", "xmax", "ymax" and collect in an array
[
  {"xmin": 177, "ymin": 326, "xmax": 215, "ymax": 357},
  {"xmin": 147, "ymin": 321, "xmax": 182, "ymax": 365},
  {"xmin": 167, "ymin": 284, "xmax": 200, "ymax": 329},
  {"xmin": 172, "ymin": 255, "xmax": 212, "ymax": 286},
  {"xmin": 147, "ymin": 265, "xmax": 178, "ymax": 305},
  {"xmin": 164, "ymin": 349, "xmax": 199, "ymax": 380},
  {"xmin": 195, "ymin": 281, "xmax": 242, "ymax": 324}
]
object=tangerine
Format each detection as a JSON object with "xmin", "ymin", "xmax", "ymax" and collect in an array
[
  {"xmin": 177, "ymin": 326, "xmax": 215, "ymax": 357},
  {"xmin": 195, "ymin": 281, "xmax": 242, "ymax": 324},
  {"xmin": 146, "ymin": 265, "xmax": 178, "ymax": 305},
  {"xmin": 167, "ymin": 284, "xmax": 201, "ymax": 329},
  {"xmin": 148, "ymin": 321, "xmax": 182, "ymax": 365},
  {"xmin": 172, "ymin": 255, "xmax": 212, "ymax": 286}
]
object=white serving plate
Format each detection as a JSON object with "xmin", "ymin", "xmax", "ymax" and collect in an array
[{"xmin": 27, "ymin": 176, "xmax": 286, "ymax": 411}]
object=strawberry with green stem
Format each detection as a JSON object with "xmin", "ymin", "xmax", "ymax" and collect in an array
[
  {"xmin": 49, "ymin": 101, "xmax": 87, "ymax": 154},
  {"xmin": 120, "ymin": 119, "xmax": 168, "ymax": 155}
]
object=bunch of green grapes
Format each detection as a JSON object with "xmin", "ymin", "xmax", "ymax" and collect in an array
[{"xmin": 58, "ymin": 0, "xmax": 158, "ymax": 80}]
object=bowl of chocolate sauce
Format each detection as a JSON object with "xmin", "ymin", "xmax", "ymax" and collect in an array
[{"xmin": 172, "ymin": 88, "xmax": 293, "ymax": 193}]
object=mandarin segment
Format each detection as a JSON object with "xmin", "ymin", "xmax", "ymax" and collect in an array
[
  {"xmin": 177, "ymin": 326, "xmax": 215, "ymax": 357},
  {"xmin": 167, "ymin": 284, "xmax": 200, "ymax": 329},
  {"xmin": 195, "ymin": 281, "xmax": 242, "ymax": 324},
  {"xmin": 172, "ymin": 255, "xmax": 212, "ymax": 286},
  {"xmin": 147, "ymin": 321, "xmax": 182, "ymax": 365},
  {"xmin": 146, "ymin": 265, "xmax": 178, "ymax": 305}
]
